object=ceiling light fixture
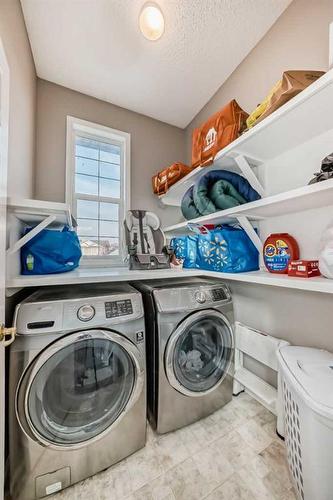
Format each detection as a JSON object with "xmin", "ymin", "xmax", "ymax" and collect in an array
[{"xmin": 139, "ymin": 3, "xmax": 165, "ymax": 41}]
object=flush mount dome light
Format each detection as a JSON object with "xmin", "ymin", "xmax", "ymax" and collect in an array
[{"xmin": 139, "ymin": 3, "xmax": 165, "ymax": 41}]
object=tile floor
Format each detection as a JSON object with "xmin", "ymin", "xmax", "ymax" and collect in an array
[{"xmin": 54, "ymin": 393, "xmax": 296, "ymax": 500}]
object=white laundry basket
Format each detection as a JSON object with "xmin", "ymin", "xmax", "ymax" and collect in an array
[{"xmin": 277, "ymin": 346, "xmax": 333, "ymax": 500}]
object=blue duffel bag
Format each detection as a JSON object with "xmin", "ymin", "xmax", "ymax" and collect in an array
[{"xmin": 21, "ymin": 225, "xmax": 82, "ymax": 275}]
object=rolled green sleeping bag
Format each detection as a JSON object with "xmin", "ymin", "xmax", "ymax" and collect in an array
[
  {"xmin": 181, "ymin": 170, "xmax": 261, "ymax": 221},
  {"xmin": 193, "ymin": 169, "xmax": 261, "ymax": 217},
  {"xmin": 202, "ymin": 179, "xmax": 247, "ymax": 214},
  {"xmin": 181, "ymin": 186, "xmax": 202, "ymax": 220}
]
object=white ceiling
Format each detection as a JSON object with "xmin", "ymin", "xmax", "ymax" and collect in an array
[{"xmin": 21, "ymin": 0, "xmax": 292, "ymax": 128}]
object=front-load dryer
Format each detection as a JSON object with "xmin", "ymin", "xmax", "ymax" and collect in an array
[
  {"xmin": 9, "ymin": 283, "xmax": 146, "ymax": 500},
  {"xmin": 134, "ymin": 278, "xmax": 234, "ymax": 434}
]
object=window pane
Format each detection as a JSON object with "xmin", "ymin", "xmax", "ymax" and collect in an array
[
  {"xmin": 73, "ymin": 131, "xmax": 124, "ymax": 259},
  {"xmin": 77, "ymin": 200, "xmax": 99, "ymax": 219},
  {"xmin": 75, "ymin": 137, "xmax": 99, "ymax": 160},
  {"xmin": 99, "ymin": 144, "xmax": 120, "ymax": 164},
  {"xmin": 100, "ymin": 221, "xmax": 119, "ymax": 238},
  {"xmin": 79, "ymin": 237, "xmax": 119, "ymax": 257},
  {"xmin": 77, "ymin": 219, "xmax": 98, "ymax": 237},
  {"xmin": 75, "ymin": 174, "xmax": 98, "ymax": 196},
  {"xmin": 100, "ymin": 162, "xmax": 120, "ymax": 180},
  {"xmin": 100, "ymin": 202, "xmax": 119, "ymax": 221},
  {"xmin": 76, "ymin": 157, "xmax": 98, "ymax": 176},
  {"xmin": 100, "ymin": 178, "xmax": 120, "ymax": 198},
  {"xmin": 99, "ymin": 238, "xmax": 119, "ymax": 256},
  {"xmin": 80, "ymin": 237, "xmax": 100, "ymax": 256}
]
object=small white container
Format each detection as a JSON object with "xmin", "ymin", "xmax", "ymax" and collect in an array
[{"xmin": 277, "ymin": 346, "xmax": 333, "ymax": 500}]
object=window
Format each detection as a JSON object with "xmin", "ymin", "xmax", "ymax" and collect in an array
[{"xmin": 66, "ymin": 117, "xmax": 130, "ymax": 263}]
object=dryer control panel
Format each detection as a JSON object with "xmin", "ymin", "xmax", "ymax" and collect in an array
[{"xmin": 153, "ymin": 282, "xmax": 231, "ymax": 313}]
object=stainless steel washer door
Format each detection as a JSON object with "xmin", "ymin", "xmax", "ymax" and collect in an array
[
  {"xmin": 17, "ymin": 329, "xmax": 144, "ymax": 448},
  {"xmin": 165, "ymin": 310, "xmax": 233, "ymax": 397}
]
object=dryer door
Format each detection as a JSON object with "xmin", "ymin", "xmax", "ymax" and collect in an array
[
  {"xmin": 165, "ymin": 310, "xmax": 233, "ymax": 397},
  {"xmin": 17, "ymin": 329, "xmax": 144, "ymax": 448}
]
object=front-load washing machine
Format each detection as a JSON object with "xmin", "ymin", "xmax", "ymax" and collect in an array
[
  {"xmin": 134, "ymin": 278, "xmax": 234, "ymax": 434},
  {"xmin": 9, "ymin": 283, "xmax": 146, "ymax": 500}
]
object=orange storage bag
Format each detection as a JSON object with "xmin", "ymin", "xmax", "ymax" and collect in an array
[
  {"xmin": 191, "ymin": 100, "xmax": 248, "ymax": 169},
  {"xmin": 152, "ymin": 162, "xmax": 192, "ymax": 195}
]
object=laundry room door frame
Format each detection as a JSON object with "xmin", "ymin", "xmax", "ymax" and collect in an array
[{"xmin": 0, "ymin": 35, "xmax": 10, "ymax": 500}]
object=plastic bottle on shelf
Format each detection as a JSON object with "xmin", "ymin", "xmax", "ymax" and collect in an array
[{"xmin": 263, "ymin": 233, "xmax": 299, "ymax": 274}]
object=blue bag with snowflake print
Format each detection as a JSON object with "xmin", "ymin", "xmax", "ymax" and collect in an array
[
  {"xmin": 195, "ymin": 224, "xmax": 259, "ymax": 273},
  {"xmin": 170, "ymin": 235, "xmax": 198, "ymax": 268}
]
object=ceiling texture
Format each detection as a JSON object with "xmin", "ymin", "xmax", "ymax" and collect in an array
[{"xmin": 21, "ymin": 0, "xmax": 292, "ymax": 128}]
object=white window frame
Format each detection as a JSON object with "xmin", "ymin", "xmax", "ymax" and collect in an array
[{"xmin": 66, "ymin": 116, "xmax": 131, "ymax": 266}]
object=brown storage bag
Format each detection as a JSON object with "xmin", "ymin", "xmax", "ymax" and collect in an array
[
  {"xmin": 191, "ymin": 100, "xmax": 248, "ymax": 169},
  {"xmin": 246, "ymin": 70, "xmax": 325, "ymax": 129},
  {"xmin": 152, "ymin": 162, "xmax": 193, "ymax": 195}
]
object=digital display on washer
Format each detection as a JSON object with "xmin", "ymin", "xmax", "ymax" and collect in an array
[
  {"xmin": 105, "ymin": 299, "xmax": 133, "ymax": 318},
  {"xmin": 212, "ymin": 288, "xmax": 228, "ymax": 301}
]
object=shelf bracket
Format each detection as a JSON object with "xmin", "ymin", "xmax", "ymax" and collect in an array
[
  {"xmin": 234, "ymin": 154, "xmax": 265, "ymax": 197},
  {"xmin": 6, "ymin": 214, "xmax": 57, "ymax": 255},
  {"xmin": 235, "ymin": 215, "xmax": 263, "ymax": 253},
  {"xmin": 5, "ymin": 287, "xmax": 23, "ymax": 298}
]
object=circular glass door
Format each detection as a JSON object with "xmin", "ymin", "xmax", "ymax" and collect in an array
[
  {"xmin": 20, "ymin": 330, "xmax": 143, "ymax": 446},
  {"xmin": 165, "ymin": 310, "xmax": 233, "ymax": 396}
]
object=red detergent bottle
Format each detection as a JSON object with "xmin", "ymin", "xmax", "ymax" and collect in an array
[{"xmin": 264, "ymin": 233, "xmax": 299, "ymax": 274}]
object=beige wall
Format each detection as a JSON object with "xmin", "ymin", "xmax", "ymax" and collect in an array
[
  {"xmin": 185, "ymin": 0, "xmax": 333, "ymax": 159},
  {"xmin": 0, "ymin": 0, "xmax": 36, "ymax": 198},
  {"xmin": 35, "ymin": 79, "xmax": 185, "ymax": 226}
]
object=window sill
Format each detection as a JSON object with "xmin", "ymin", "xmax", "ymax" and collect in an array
[{"xmin": 79, "ymin": 257, "xmax": 126, "ymax": 268}]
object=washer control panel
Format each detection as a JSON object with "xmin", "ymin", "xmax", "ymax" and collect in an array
[
  {"xmin": 211, "ymin": 288, "xmax": 228, "ymax": 301},
  {"xmin": 14, "ymin": 285, "xmax": 144, "ymax": 334},
  {"xmin": 62, "ymin": 294, "xmax": 141, "ymax": 329},
  {"xmin": 194, "ymin": 291, "xmax": 206, "ymax": 304},
  {"xmin": 105, "ymin": 299, "xmax": 133, "ymax": 318},
  {"xmin": 77, "ymin": 304, "xmax": 96, "ymax": 322}
]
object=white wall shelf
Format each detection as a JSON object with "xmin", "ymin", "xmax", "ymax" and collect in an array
[
  {"xmin": 159, "ymin": 154, "xmax": 261, "ymax": 207},
  {"xmin": 6, "ymin": 198, "xmax": 74, "ymax": 285},
  {"xmin": 6, "ymin": 267, "xmax": 333, "ymax": 296},
  {"xmin": 7, "ymin": 198, "xmax": 72, "ymax": 227},
  {"xmin": 6, "ymin": 268, "xmax": 205, "ymax": 295},
  {"xmin": 160, "ymin": 68, "xmax": 333, "ymax": 206},
  {"xmin": 163, "ymin": 179, "xmax": 333, "ymax": 233}
]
